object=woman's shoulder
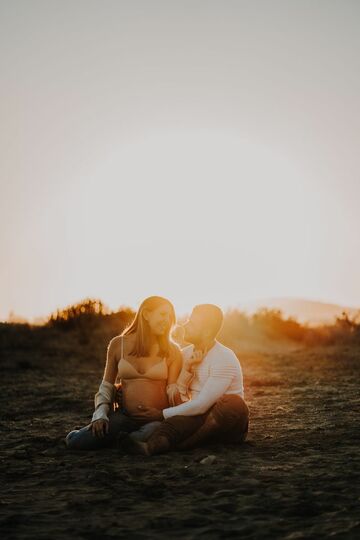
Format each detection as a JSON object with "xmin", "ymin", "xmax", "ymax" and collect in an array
[
  {"xmin": 169, "ymin": 340, "xmax": 181, "ymax": 352},
  {"xmin": 168, "ymin": 341, "xmax": 182, "ymax": 362},
  {"xmin": 107, "ymin": 335, "xmax": 121, "ymax": 357},
  {"xmin": 108, "ymin": 333, "xmax": 135, "ymax": 355}
]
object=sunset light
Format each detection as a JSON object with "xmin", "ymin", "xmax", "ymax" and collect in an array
[
  {"xmin": 2, "ymin": 129, "xmax": 359, "ymax": 321},
  {"xmin": 1, "ymin": 1, "xmax": 360, "ymax": 322},
  {"xmin": 1, "ymin": 3, "xmax": 360, "ymax": 539}
]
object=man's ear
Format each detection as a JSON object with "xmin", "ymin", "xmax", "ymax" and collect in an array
[{"xmin": 142, "ymin": 309, "xmax": 149, "ymax": 322}]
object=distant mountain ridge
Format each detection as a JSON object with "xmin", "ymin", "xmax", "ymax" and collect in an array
[{"xmin": 241, "ymin": 297, "xmax": 360, "ymax": 326}]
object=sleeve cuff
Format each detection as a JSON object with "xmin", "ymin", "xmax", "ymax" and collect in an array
[
  {"xmin": 91, "ymin": 403, "xmax": 110, "ymax": 422},
  {"xmin": 162, "ymin": 407, "xmax": 172, "ymax": 420}
]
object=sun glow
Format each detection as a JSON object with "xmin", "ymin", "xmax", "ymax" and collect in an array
[
  {"xmin": 3, "ymin": 128, "xmax": 332, "ymax": 322},
  {"xmin": 92, "ymin": 130, "xmax": 320, "ymax": 314}
]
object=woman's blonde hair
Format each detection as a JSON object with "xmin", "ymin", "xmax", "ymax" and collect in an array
[{"xmin": 121, "ymin": 296, "xmax": 176, "ymax": 357}]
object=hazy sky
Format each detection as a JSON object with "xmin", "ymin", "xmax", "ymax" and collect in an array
[{"xmin": 1, "ymin": 0, "xmax": 360, "ymax": 321}]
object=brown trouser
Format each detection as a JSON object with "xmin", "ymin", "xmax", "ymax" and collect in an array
[{"xmin": 153, "ymin": 394, "xmax": 249, "ymax": 449}]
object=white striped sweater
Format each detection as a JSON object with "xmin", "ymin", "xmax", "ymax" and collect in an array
[{"xmin": 162, "ymin": 341, "xmax": 244, "ymax": 419}]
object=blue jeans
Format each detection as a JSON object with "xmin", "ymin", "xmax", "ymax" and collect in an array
[{"xmin": 65, "ymin": 409, "xmax": 161, "ymax": 450}]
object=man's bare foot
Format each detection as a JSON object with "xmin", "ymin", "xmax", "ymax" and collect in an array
[{"xmin": 178, "ymin": 412, "xmax": 220, "ymax": 450}]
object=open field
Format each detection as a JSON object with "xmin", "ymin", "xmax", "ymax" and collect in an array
[{"xmin": 1, "ymin": 327, "xmax": 359, "ymax": 539}]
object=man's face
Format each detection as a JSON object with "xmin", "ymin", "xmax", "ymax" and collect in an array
[{"xmin": 183, "ymin": 310, "xmax": 204, "ymax": 344}]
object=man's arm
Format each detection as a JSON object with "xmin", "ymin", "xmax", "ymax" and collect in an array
[
  {"xmin": 133, "ymin": 349, "xmax": 240, "ymax": 422},
  {"xmin": 162, "ymin": 376, "xmax": 232, "ymax": 419}
]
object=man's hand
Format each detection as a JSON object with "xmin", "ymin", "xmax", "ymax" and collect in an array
[
  {"xmin": 133, "ymin": 406, "xmax": 164, "ymax": 422},
  {"xmin": 185, "ymin": 349, "xmax": 204, "ymax": 372},
  {"xmin": 91, "ymin": 418, "xmax": 109, "ymax": 438}
]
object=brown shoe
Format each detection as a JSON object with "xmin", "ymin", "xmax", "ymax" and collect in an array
[
  {"xmin": 121, "ymin": 433, "xmax": 171, "ymax": 456},
  {"xmin": 120, "ymin": 435, "xmax": 151, "ymax": 456},
  {"xmin": 177, "ymin": 411, "xmax": 220, "ymax": 450}
]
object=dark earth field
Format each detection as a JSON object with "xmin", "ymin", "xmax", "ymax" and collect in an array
[{"xmin": 1, "ymin": 328, "xmax": 359, "ymax": 539}]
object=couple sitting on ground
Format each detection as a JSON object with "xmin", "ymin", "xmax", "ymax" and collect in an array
[{"xmin": 65, "ymin": 296, "xmax": 249, "ymax": 455}]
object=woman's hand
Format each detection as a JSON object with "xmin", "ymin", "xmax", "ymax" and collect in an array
[
  {"xmin": 185, "ymin": 349, "xmax": 204, "ymax": 372},
  {"xmin": 167, "ymin": 383, "xmax": 181, "ymax": 406},
  {"xmin": 91, "ymin": 419, "xmax": 109, "ymax": 438}
]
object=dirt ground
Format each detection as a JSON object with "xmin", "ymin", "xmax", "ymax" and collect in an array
[{"xmin": 1, "ymin": 342, "xmax": 359, "ymax": 539}]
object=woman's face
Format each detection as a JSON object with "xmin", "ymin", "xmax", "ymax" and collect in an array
[{"xmin": 143, "ymin": 304, "xmax": 173, "ymax": 336}]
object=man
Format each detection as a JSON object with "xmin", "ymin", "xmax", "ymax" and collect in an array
[{"xmin": 123, "ymin": 304, "xmax": 249, "ymax": 455}]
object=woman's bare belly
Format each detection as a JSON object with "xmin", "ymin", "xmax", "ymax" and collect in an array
[{"xmin": 121, "ymin": 379, "xmax": 169, "ymax": 417}]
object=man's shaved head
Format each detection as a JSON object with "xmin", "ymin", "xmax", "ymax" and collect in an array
[{"xmin": 191, "ymin": 304, "xmax": 224, "ymax": 339}]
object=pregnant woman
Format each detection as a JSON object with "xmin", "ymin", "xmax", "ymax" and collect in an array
[{"xmin": 65, "ymin": 296, "xmax": 182, "ymax": 450}]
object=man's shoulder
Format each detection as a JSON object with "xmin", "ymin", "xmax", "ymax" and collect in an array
[{"xmin": 212, "ymin": 342, "xmax": 240, "ymax": 365}]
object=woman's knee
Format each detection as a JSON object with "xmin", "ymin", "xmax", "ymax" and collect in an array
[
  {"xmin": 65, "ymin": 426, "xmax": 94, "ymax": 450},
  {"xmin": 65, "ymin": 429, "xmax": 80, "ymax": 449}
]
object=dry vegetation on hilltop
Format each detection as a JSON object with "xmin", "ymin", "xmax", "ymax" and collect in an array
[{"xmin": 1, "ymin": 299, "xmax": 360, "ymax": 372}]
